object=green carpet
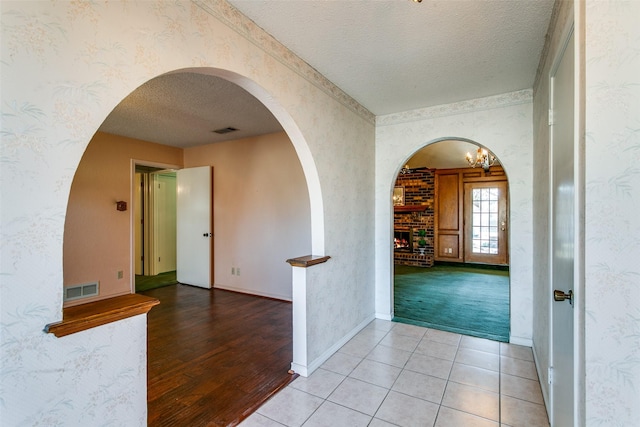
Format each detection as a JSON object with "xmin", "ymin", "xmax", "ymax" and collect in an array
[
  {"xmin": 135, "ymin": 270, "xmax": 178, "ymax": 292},
  {"xmin": 394, "ymin": 264, "xmax": 510, "ymax": 342}
]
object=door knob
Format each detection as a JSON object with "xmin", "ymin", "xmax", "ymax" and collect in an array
[{"xmin": 553, "ymin": 289, "xmax": 573, "ymax": 304}]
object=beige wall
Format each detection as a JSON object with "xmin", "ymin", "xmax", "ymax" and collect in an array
[
  {"xmin": 184, "ymin": 131, "xmax": 311, "ymax": 300},
  {"xmin": 63, "ymin": 132, "xmax": 183, "ymax": 305}
]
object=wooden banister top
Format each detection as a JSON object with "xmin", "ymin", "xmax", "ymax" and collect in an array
[
  {"xmin": 286, "ymin": 255, "xmax": 331, "ymax": 268},
  {"xmin": 45, "ymin": 293, "xmax": 159, "ymax": 338}
]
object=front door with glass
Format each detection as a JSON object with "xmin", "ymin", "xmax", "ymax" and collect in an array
[{"xmin": 464, "ymin": 181, "xmax": 508, "ymax": 265}]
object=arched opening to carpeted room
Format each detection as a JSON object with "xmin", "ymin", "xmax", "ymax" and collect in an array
[{"xmin": 390, "ymin": 138, "xmax": 511, "ymax": 342}]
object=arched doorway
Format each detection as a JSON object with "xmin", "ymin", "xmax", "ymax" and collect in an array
[
  {"xmin": 390, "ymin": 139, "xmax": 511, "ymax": 342},
  {"xmin": 62, "ymin": 68, "xmax": 319, "ymax": 424}
]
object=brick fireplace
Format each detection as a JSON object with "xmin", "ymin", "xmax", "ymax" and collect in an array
[{"xmin": 394, "ymin": 167, "xmax": 435, "ymax": 267}]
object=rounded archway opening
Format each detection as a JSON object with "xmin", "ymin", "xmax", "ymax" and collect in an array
[
  {"xmin": 390, "ymin": 138, "xmax": 511, "ymax": 343},
  {"xmin": 62, "ymin": 67, "xmax": 321, "ymax": 424}
]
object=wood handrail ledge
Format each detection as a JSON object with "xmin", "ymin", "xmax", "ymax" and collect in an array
[
  {"xmin": 286, "ymin": 255, "xmax": 331, "ymax": 268},
  {"xmin": 45, "ymin": 293, "xmax": 160, "ymax": 338}
]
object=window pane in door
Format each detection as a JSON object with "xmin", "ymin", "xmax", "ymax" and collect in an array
[{"xmin": 471, "ymin": 187, "xmax": 500, "ymax": 254}]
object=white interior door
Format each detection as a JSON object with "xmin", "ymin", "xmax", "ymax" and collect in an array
[
  {"xmin": 177, "ymin": 166, "xmax": 213, "ymax": 288},
  {"xmin": 550, "ymin": 29, "xmax": 575, "ymax": 426}
]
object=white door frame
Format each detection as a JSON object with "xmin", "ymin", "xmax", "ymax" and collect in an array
[
  {"xmin": 130, "ymin": 159, "xmax": 180, "ymax": 293},
  {"xmin": 548, "ymin": 18, "xmax": 585, "ymax": 426}
]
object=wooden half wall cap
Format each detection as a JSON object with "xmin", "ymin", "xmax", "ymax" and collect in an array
[
  {"xmin": 45, "ymin": 293, "xmax": 159, "ymax": 338},
  {"xmin": 286, "ymin": 255, "xmax": 331, "ymax": 268}
]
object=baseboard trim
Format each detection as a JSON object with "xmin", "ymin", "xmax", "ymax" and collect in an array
[
  {"xmin": 214, "ymin": 284, "xmax": 291, "ymax": 302},
  {"xmin": 298, "ymin": 315, "xmax": 375, "ymax": 377},
  {"xmin": 532, "ymin": 343, "xmax": 552, "ymax": 421},
  {"xmin": 509, "ymin": 335, "xmax": 533, "ymax": 347}
]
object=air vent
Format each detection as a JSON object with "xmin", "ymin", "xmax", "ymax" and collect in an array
[
  {"xmin": 65, "ymin": 282, "xmax": 99, "ymax": 302},
  {"xmin": 212, "ymin": 127, "xmax": 238, "ymax": 134}
]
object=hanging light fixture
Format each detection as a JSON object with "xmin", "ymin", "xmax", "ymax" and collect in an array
[
  {"xmin": 400, "ymin": 164, "xmax": 412, "ymax": 174},
  {"xmin": 465, "ymin": 147, "xmax": 496, "ymax": 171}
]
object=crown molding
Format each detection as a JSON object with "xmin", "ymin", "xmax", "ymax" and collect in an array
[
  {"xmin": 194, "ymin": 0, "xmax": 375, "ymax": 124},
  {"xmin": 376, "ymin": 89, "xmax": 534, "ymax": 127}
]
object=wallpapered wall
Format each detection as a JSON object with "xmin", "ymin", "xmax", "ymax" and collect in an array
[
  {"xmin": 375, "ymin": 91, "xmax": 535, "ymax": 345},
  {"xmin": 0, "ymin": 0, "xmax": 374, "ymax": 423},
  {"xmin": 583, "ymin": 1, "xmax": 640, "ymax": 425}
]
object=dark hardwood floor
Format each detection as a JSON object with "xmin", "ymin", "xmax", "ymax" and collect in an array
[{"xmin": 141, "ymin": 284, "xmax": 294, "ymax": 427}]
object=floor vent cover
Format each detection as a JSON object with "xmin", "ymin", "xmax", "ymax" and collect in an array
[{"xmin": 65, "ymin": 282, "xmax": 99, "ymax": 301}]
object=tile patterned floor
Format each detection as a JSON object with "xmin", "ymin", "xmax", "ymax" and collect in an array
[{"xmin": 239, "ymin": 319, "xmax": 549, "ymax": 427}]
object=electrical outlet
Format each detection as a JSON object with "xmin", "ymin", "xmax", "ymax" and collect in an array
[
  {"xmin": 236, "ymin": 268, "xmax": 240, "ymax": 276},
  {"xmin": 231, "ymin": 267, "xmax": 235, "ymax": 275},
  {"xmin": 117, "ymin": 270, "xmax": 123, "ymax": 279}
]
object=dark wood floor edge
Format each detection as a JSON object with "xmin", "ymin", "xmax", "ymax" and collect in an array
[
  {"xmin": 228, "ymin": 371, "xmax": 299, "ymax": 427},
  {"xmin": 207, "ymin": 285, "xmax": 293, "ymax": 304}
]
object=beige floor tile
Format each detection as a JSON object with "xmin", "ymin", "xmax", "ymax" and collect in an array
[
  {"xmin": 460, "ymin": 335, "xmax": 500, "ymax": 354},
  {"xmin": 289, "ymin": 368, "xmax": 345, "ymax": 399},
  {"xmin": 426, "ymin": 329, "xmax": 462, "ymax": 346},
  {"xmin": 368, "ymin": 418, "xmax": 398, "ymax": 427},
  {"xmin": 441, "ymin": 381, "xmax": 499, "ymax": 421},
  {"xmin": 239, "ymin": 412, "xmax": 288, "ymax": 427},
  {"xmin": 327, "ymin": 377, "xmax": 388, "ymax": 416},
  {"xmin": 375, "ymin": 390, "xmax": 440, "ymax": 427},
  {"xmin": 434, "ymin": 406, "xmax": 499, "ymax": 427},
  {"xmin": 389, "ymin": 322, "xmax": 428, "ymax": 339},
  {"xmin": 500, "ymin": 373, "xmax": 544, "ymax": 404},
  {"xmin": 500, "ymin": 343, "xmax": 534, "ymax": 361},
  {"xmin": 349, "ymin": 358, "xmax": 402, "ymax": 388},
  {"xmin": 366, "ymin": 343, "xmax": 412, "ymax": 368},
  {"xmin": 500, "ymin": 356, "xmax": 538, "ymax": 380},
  {"xmin": 365, "ymin": 319, "xmax": 395, "ymax": 332},
  {"xmin": 449, "ymin": 363, "xmax": 499, "ymax": 393},
  {"xmin": 455, "ymin": 347, "xmax": 500, "ymax": 371},
  {"xmin": 321, "ymin": 351, "xmax": 362, "ymax": 376},
  {"xmin": 405, "ymin": 352, "xmax": 454, "ymax": 379},
  {"xmin": 500, "ymin": 395, "xmax": 550, "ymax": 426},
  {"xmin": 379, "ymin": 332, "xmax": 421, "ymax": 352},
  {"xmin": 391, "ymin": 369, "xmax": 447, "ymax": 404},
  {"xmin": 415, "ymin": 338, "xmax": 459, "ymax": 361},
  {"xmin": 340, "ymin": 335, "xmax": 379, "ymax": 358},
  {"xmin": 257, "ymin": 387, "xmax": 324, "ymax": 427},
  {"xmin": 355, "ymin": 326, "xmax": 389, "ymax": 344},
  {"xmin": 302, "ymin": 401, "xmax": 371, "ymax": 427}
]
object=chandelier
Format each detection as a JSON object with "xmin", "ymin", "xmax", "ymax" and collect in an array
[{"xmin": 465, "ymin": 147, "xmax": 496, "ymax": 171}]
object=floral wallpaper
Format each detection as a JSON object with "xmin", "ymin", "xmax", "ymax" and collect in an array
[
  {"xmin": 584, "ymin": 1, "xmax": 640, "ymax": 425},
  {"xmin": 1, "ymin": 0, "xmax": 374, "ymax": 423},
  {"xmin": 375, "ymin": 90, "xmax": 535, "ymax": 345}
]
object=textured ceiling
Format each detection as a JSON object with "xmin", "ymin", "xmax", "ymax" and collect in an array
[
  {"xmin": 228, "ymin": 0, "xmax": 554, "ymax": 115},
  {"xmin": 99, "ymin": 72, "xmax": 282, "ymax": 148},
  {"xmin": 99, "ymin": 0, "xmax": 554, "ymax": 167}
]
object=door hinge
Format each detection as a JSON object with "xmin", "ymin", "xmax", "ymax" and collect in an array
[
  {"xmin": 548, "ymin": 366, "xmax": 553, "ymax": 384},
  {"xmin": 548, "ymin": 108, "xmax": 555, "ymax": 126}
]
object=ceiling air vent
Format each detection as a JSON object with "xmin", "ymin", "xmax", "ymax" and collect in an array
[
  {"xmin": 65, "ymin": 282, "xmax": 99, "ymax": 302},
  {"xmin": 212, "ymin": 127, "xmax": 238, "ymax": 135}
]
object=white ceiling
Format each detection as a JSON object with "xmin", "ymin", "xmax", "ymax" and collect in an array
[{"xmin": 99, "ymin": 0, "xmax": 554, "ymax": 167}]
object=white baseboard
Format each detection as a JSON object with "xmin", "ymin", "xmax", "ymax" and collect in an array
[
  {"xmin": 213, "ymin": 283, "xmax": 291, "ymax": 302},
  {"xmin": 294, "ymin": 315, "xmax": 375, "ymax": 377},
  {"xmin": 532, "ymin": 343, "xmax": 551, "ymax": 420},
  {"xmin": 375, "ymin": 312, "xmax": 393, "ymax": 321},
  {"xmin": 509, "ymin": 335, "xmax": 533, "ymax": 347}
]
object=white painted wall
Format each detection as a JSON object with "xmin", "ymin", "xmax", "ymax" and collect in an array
[
  {"xmin": 0, "ymin": 1, "xmax": 374, "ymax": 423},
  {"xmin": 184, "ymin": 132, "xmax": 311, "ymax": 301},
  {"xmin": 375, "ymin": 91, "xmax": 535, "ymax": 345}
]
